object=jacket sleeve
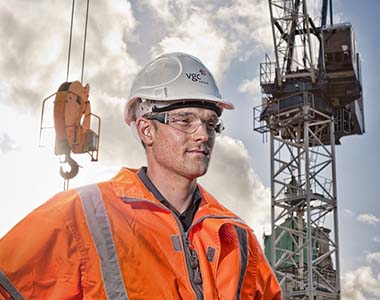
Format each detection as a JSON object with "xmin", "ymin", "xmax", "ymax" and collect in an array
[
  {"xmin": 253, "ymin": 234, "xmax": 283, "ymax": 300},
  {"xmin": 0, "ymin": 190, "xmax": 84, "ymax": 300}
]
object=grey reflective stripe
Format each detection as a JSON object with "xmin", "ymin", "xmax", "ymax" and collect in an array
[
  {"xmin": 0, "ymin": 270, "xmax": 24, "ymax": 300},
  {"xmin": 76, "ymin": 185, "xmax": 128, "ymax": 300},
  {"xmin": 234, "ymin": 226, "xmax": 248, "ymax": 300}
]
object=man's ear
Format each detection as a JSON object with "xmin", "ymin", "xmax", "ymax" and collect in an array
[{"xmin": 136, "ymin": 117, "xmax": 155, "ymax": 146}]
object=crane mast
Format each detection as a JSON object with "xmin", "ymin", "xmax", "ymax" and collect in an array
[
  {"xmin": 254, "ymin": 0, "xmax": 365, "ymax": 299},
  {"xmin": 270, "ymin": 0, "xmax": 317, "ymax": 86}
]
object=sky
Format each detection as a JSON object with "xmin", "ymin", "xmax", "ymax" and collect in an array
[{"xmin": 0, "ymin": 1, "xmax": 379, "ymax": 299}]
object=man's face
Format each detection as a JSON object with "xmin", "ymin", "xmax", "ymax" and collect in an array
[{"xmin": 148, "ymin": 107, "xmax": 218, "ymax": 180}]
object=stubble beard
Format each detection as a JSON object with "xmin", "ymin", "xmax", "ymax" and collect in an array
[
  {"xmin": 150, "ymin": 129, "xmax": 214, "ymax": 180},
  {"xmin": 181, "ymin": 152, "xmax": 211, "ymax": 180}
]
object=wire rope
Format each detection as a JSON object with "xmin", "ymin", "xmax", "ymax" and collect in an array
[
  {"xmin": 66, "ymin": 0, "xmax": 75, "ymax": 82},
  {"xmin": 81, "ymin": 0, "xmax": 90, "ymax": 84}
]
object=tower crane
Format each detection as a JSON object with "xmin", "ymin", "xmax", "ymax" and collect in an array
[{"xmin": 254, "ymin": 1, "xmax": 364, "ymax": 299}]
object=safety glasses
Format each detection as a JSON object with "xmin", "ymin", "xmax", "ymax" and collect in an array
[{"xmin": 145, "ymin": 112, "xmax": 224, "ymax": 137}]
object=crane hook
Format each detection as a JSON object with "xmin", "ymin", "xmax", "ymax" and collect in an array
[{"xmin": 59, "ymin": 154, "xmax": 79, "ymax": 180}]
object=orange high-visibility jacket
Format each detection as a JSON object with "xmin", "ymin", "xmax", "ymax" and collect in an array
[{"xmin": 0, "ymin": 168, "xmax": 282, "ymax": 300}]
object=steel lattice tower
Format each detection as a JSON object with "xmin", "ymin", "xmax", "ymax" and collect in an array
[
  {"xmin": 257, "ymin": 99, "xmax": 340, "ymax": 299},
  {"xmin": 254, "ymin": 0, "xmax": 364, "ymax": 299}
]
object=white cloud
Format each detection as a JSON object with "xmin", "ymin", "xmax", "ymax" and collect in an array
[
  {"xmin": 357, "ymin": 213, "xmax": 380, "ymax": 226},
  {"xmin": 143, "ymin": 0, "xmax": 272, "ymax": 82},
  {"xmin": 141, "ymin": 0, "xmax": 192, "ymax": 25},
  {"xmin": 151, "ymin": 13, "xmax": 230, "ymax": 78},
  {"xmin": 0, "ymin": 1, "xmax": 68, "ymax": 109},
  {"xmin": 215, "ymin": 0, "xmax": 272, "ymax": 51},
  {"xmin": 366, "ymin": 252, "xmax": 380, "ymax": 264},
  {"xmin": 342, "ymin": 266, "xmax": 380, "ymax": 300},
  {"xmin": 341, "ymin": 237, "xmax": 380, "ymax": 299},
  {"xmin": 84, "ymin": 1, "xmax": 140, "ymax": 97},
  {"xmin": 0, "ymin": 0, "xmax": 139, "ymax": 113},
  {"xmin": 238, "ymin": 76, "xmax": 261, "ymax": 98},
  {"xmin": 343, "ymin": 208, "xmax": 355, "ymax": 217}
]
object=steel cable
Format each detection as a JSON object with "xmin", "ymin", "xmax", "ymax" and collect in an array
[
  {"xmin": 66, "ymin": 0, "xmax": 75, "ymax": 82},
  {"xmin": 81, "ymin": 0, "xmax": 90, "ymax": 84}
]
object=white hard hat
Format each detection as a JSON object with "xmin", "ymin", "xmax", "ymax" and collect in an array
[{"xmin": 125, "ymin": 52, "xmax": 234, "ymax": 125}]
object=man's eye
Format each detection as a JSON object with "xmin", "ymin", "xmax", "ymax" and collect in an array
[
  {"xmin": 206, "ymin": 121, "xmax": 216, "ymax": 128},
  {"xmin": 172, "ymin": 117, "xmax": 192, "ymax": 126}
]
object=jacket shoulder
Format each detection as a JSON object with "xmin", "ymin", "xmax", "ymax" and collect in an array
[{"xmin": 198, "ymin": 184, "xmax": 252, "ymax": 226}]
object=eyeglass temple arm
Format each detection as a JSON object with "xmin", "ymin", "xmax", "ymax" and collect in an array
[{"xmin": 146, "ymin": 113, "xmax": 168, "ymax": 124}]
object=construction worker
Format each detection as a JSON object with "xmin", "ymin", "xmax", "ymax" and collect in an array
[{"xmin": 0, "ymin": 52, "xmax": 282, "ymax": 300}]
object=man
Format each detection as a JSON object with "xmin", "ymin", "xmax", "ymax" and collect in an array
[{"xmin": 0, "ymin": 53, "xmax": 282, "ymax": 300}]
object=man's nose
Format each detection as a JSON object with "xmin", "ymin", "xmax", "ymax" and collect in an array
[{"xmin": 192, "ymin": 122, "xmax": 210, "ymax": 141}]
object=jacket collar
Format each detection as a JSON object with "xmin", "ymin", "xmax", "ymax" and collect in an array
[
  {"xmin": 111, "ymin": 167, "xmax": 238, "ymax": 218},
  {"xmin": 111, "ymin": 167, "xmax": 155, "ymax": 201}
]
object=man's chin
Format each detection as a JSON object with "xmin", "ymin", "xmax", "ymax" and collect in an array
[{"xmin": 185, "ymin": 164, "xmax": 209, "ymax": 180}]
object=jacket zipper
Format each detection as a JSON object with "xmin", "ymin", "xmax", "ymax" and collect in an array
[
  {"xmin": 123, "ymin": 197, "xmax": 204, "ymax": 300},
  {"xmin": 174, "ymin": 217, "xmax": 204, "ymax": 300},
  {"xmin": 123, "ymin": 198, "xmax": 246, "ymax": 300}
]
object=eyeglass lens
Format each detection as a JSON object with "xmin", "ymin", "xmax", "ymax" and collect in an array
[{"xmin": 147, "ymin": 112, "xmax": 224, "ymax": 136}]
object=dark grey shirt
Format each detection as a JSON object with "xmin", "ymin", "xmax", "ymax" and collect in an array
[{"xmin": 137, "ymin": 167, "xmax": 201, "ymax": 231}]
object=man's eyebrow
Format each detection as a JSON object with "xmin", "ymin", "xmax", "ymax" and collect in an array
[
  {"xmin": 171, "ymin": 112, "xmax": 195, "ymax": 117},
  {"xmin": 203, "ymin": 114, "xmax": 219, "ymax": 121},
  {"xmin": 170, "ymin": 111, "xmax": 218, "ymax": 119}
]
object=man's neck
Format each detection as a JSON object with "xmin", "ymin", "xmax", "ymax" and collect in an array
[{"xmin": 146, "ymin": 165, "xmax": 197, "ymax": 214}]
